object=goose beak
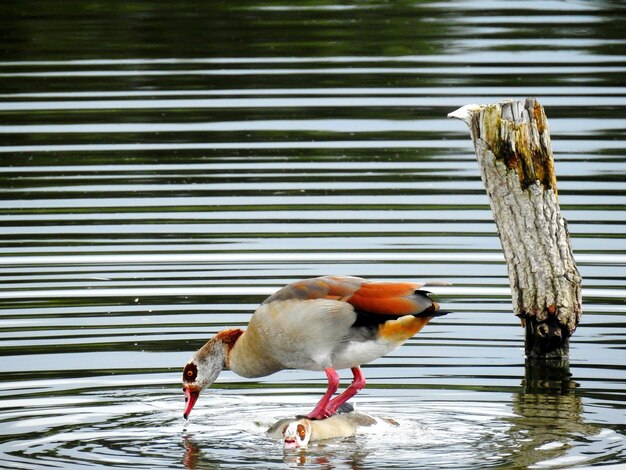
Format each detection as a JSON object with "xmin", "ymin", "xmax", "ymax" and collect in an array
[
  {"xmin": 283, "ymin": 437, "xmax": 298, "ymax": 449},
  {"xmin": 183, "ymin": 387, "xmax": 200, "ymax": 419}
]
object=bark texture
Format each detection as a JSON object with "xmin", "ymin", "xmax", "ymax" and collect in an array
[{"xmin": 449, "ymin": 98, "xmax": 582, "ymax": 360}]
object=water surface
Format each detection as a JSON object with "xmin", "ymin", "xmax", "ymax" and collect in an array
[{"xmin": 0, "ymin": 1, "xmax": 625, "ymax": 468}]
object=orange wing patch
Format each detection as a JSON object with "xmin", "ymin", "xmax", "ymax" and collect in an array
[
  {"xmin": 355, "ymin": 282, "xmax": 417, "ymax": 297},
  {"xmin": 348, "ymin": 281, "xmax": 423, "ymax": 316},
  {"xmin": 349, "ymin": 294, "xmax": 420, "ymax": 316}
]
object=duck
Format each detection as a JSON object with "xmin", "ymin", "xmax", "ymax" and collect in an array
[
  {"xmin": 267, "ymin": 403, "xmax": 398, "ymax": 448},
  {"xmin": 182, "ymin": 275, "xmax": 449, "ymax": 420}
]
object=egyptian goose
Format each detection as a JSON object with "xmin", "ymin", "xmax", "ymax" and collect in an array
[
  {"xmin": 267, "ymin": 403, "xmax": 398, "ymax": 448},
  {"xmin": 182, "ymin": 276, "xmax": 448, "ymax": 420}
]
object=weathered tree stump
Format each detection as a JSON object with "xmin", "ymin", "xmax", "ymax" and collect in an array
[{"xmin": 448, "ymin": 98, "xmax": 582, "ymax": 362}]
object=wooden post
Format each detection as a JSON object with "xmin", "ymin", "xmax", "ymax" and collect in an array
[{"xmin": 448, "ymin": 98, "xmax": 582, "ymax": 362}]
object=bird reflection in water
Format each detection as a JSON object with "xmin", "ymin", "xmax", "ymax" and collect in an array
[
  {"xmin": 182, "ymin": 432, "xmax": 369, "ymax": 469},
  {"xmin": 182, "ymin": 435, "xmax": 202, "ymax": 470}
]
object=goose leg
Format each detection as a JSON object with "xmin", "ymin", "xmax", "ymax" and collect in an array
[
  {"xmin": 306, "ymin": 368, "xmax": 340, "ymax": 419},
  {"xmin": 325, "ymin": 367, "xmax": 366, "ymax": 416}
]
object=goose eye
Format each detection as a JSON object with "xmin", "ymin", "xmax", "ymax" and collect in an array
[
  {"xmin": 183, "ymin": 363, "xmax": 198, "ymax": 382},
  {"xmin": 297, "ymin": 424, "xmax": 306, "ymax": 440}
]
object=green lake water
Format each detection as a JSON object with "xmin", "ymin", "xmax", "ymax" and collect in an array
[{"xmin": 0, "ymin": 1, "xmax": 625, "ymax": 468}]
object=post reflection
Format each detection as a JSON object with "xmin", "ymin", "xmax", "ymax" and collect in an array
[{"xmin": 507, "ymin": 360, "xmax": 600, "ymax": 468}]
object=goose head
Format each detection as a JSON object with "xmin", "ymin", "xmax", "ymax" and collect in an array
[
  {"xmin": 283, "ymin": 419, "xmax": 312, "ymax": 449},
  {"xmin": 182, "ymin": 338, "xmax": 226, "ymax": 419}
]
